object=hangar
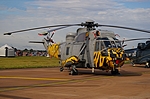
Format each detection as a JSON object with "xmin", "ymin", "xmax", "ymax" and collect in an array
[{"xmin": 0, "ymin": 44, "xmax": 15, "ymax": 57}]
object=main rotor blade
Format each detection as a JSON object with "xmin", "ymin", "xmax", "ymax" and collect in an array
[
  {"xmin": 47, "ymin": 26, "xmax": 68, "ymax": 33},
  {"xmin": 29, "ymin": 41, "xmax": 44, "ymax": 43},
  {"xmin": 98, "ymin": 38, "xmax": 150, "ymax": 42},
  {"xmin": 98, "ymin": 24, "xmax": 150, "ymax": 33},
  {"xmin": 4, "ymin": 24, "xmax": 80, "ymax": 35},
  {"xmin": 123, "ymin": 38, "xmax": 150, "ymax": 42}
]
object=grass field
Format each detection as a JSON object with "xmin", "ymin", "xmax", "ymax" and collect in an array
[{"xmin": 0, "ymin": 56, "xmax": 60, "ymax": 69}]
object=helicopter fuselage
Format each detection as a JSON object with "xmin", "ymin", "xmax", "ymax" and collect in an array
[{"xmin": 48, "ymin": 28, "xmax": 126, "ymax": 75}]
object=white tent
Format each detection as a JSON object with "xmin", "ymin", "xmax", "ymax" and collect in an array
[{"xmin": 0, "ymin": 44, "xmax": 15, "ymax": 57}]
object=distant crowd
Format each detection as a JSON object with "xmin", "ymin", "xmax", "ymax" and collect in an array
[{"xmin": 15, "ymin": 50, "xmax": 47, "ymax": 56}]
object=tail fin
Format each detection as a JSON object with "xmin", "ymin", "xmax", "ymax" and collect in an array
[
  {"xmin": 47, "ymin": 43, "xmax": 60, "ymax": 59},
  {"xmin": 29, "ymin": 39, "xmax": 60, "ymax": 58}
]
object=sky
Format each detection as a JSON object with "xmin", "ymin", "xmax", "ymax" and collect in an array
[{"xmin": 0, "ymin": 0, "xmax": 150, "ymax": 50}]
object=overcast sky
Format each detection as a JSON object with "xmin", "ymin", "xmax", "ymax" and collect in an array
[{"xmin": 0, "ymin": 0, "xmax": 150, "ymax": 50}]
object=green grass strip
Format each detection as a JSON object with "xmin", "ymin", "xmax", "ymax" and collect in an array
[{"xmin": 0, "ymin": 56, "xmax": 60, "ymax": 69}]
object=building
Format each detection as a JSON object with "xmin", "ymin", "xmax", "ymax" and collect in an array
[{"xmin": 0, "ymin": 44, "xmax": 15, "ymax": 57}]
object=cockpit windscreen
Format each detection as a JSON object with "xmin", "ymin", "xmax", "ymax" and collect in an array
[{"xmin": 96, "ymin": 37, "xmax": 121, "ymax": 48}]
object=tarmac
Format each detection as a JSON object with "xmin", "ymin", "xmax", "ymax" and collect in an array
[{"xmin": 0, "ymin": 64, "xmax": 150, "ymax": 99}]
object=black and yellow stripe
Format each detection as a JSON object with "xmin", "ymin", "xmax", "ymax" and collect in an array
[
  {"xmin": 94, "ymin": 48, "xmax": 125, "ymax": 69},
  {"xmin": 94, "ymin": 51, "xmax": 107, "ymax": 68}
]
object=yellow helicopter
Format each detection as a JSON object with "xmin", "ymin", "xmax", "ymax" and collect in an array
[{"xmin": 4, "ymin": 20, "xmax": 150, "ymax": 75}]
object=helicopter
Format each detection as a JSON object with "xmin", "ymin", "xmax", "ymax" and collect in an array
[
  {"xmin": 125, "ymin": 40, "xmax": 150, "ymax": 68},
  {"xmin": 4, "ymin": 20, "xmax": 150, "ymax": 75}
]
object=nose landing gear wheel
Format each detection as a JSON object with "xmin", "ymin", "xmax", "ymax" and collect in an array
[
  {"xmin": 145, "ymin": 62, "xmax": 150, "ymax": 68},
  {"xmin": 111, "ymin": 69, "xmax": 120, "ymax": 75}
]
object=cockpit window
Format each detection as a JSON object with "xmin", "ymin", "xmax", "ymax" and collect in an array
[
  {"xmin": 96, "ymin": 37, "xmax": 121, "ymax": 48},
  {"xmin": 110, "ymin": 41, "xmax": 116, "ymax": 47},
  {"xmin": 97, "ymin": 37, "xmax": 111, "ymax": 47},
  {"xmin": 95, "ymin": 40, "xmax": 105, "ymax": 51},
  {"xmin": 113, "ymin": 38, "xmax": 121, "ymax": 48}
]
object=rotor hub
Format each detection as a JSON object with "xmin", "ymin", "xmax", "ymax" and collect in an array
[{"xmin": 81, "ymin": 20, "xmax": 98, "ymax": 29}]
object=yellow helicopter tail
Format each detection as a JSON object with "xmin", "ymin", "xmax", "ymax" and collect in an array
[{"xmin": 47, "ymin": 43, "xmax": 60, "ymax": 58}]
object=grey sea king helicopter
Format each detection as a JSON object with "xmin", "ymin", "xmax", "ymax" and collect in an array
[
  {"xmin": 4, "ymin": 20, "xmax": 150, "ymax": 75},
  {"xmin": 125, "ymin": 39, "xmax": 150, "ymax": 68}
]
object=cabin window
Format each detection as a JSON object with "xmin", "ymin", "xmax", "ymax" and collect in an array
[{"xmin": 66, "ymin": 47, "xmax": 70, "ymax": 55}]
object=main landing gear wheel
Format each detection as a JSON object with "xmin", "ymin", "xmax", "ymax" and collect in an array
[
  {"xmin": 111, "ymin": 69, "xmax": 120, "ymax": 75},
  {"xmin": 69, "ymin": 69, "xmax": 78, "ymax": 75},
  {"xmin": 60, "ymin": 67, "xmax": 64, "ymax": 72},
  {"xmin": 69, "ymin": 65, "xmax": 79, "ymax": 75}
]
